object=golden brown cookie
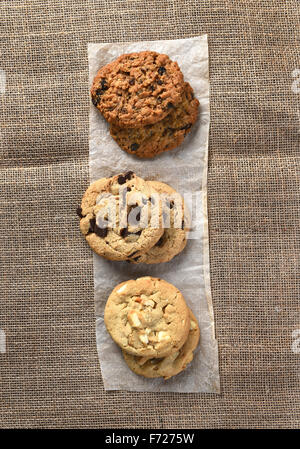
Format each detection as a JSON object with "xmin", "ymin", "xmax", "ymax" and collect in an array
[
  {"xmin": 122, "ymin": 309, "xmax": 200, "ymax": 379},
  {"xmin": 78, "ymin": 172, "xmax": 163, "ymax": 261},
  {"xmin": 129, "ymin": 181, "xmax": 189, "ymax": 264},
  {"xmin": 91, "ymin": 51, "xmax": 185, "ymax": 128},
  {"xmin": 109, "ymin": 82, "xmax": 199, "ymax": 158},
  {"xmin": 104, "ymin": 277, "xmax": 190, "ymax": 358}
]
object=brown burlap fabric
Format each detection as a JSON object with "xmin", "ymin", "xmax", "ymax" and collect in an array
[{"xmin": 1, "ymin": 0, "xmax": 299, "ymax": 429}]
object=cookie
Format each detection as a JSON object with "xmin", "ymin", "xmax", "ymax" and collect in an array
[
  {"xmin": 91, "ymin": 51, "xmax": 185, "ymax": 128},
  {"xmin": 122, "ymin": 309, "xmax": 200, "ymax": 379},
  {"xmin": 110, "ymin": 82, "xmax": 199, "ymax": 158},
  {"xmin": 78, "ymin": 172, "xmax": 163, "ymax": 261},
  {"xmin": 104, "ymin": 277, "xmax": 190, "ymax": 358},
  {"xmin": 129, "ymin": 181, "xmax": 189, "ymax": 264}
]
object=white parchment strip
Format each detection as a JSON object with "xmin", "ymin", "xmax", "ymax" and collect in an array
[{"xmin": 88, "ymin": 35, "xmax": 220, "ymax": 392}]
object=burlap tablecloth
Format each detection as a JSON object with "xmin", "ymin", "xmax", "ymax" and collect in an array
[{"xmin": 1, "ymin": 0, "xmax": 299, "ymax": 429}]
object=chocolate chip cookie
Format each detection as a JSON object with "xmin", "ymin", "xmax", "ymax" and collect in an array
[
  {"xmin": 91, "ymin": 51, "xmax": 185, "ymax": 128},
  {"xmin": 104, "ymin": 277, "xmax": 190, "ymax": 358},
  {"xmin": 110, "ymin": 82, "xmax": 199, "ymax": 158},
  {"xmin": 78, "ymin": 172, "xmax": 163, "ymax": 261},
  {"xmin": 122, "ymin": 309, "xmax": 200, "ymax": 379},
  {"xmin": 129, "ymin": 181, "xmax": 189, "ymax": 264}
]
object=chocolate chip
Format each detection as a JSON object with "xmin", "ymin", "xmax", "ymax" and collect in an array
[
  {"xmin": 130, "ymin": 143, "xmax": 139, "ymax": 152},
  {"xmin": 91, "ymin": 96, "xmax": 99, "ymax": 106},
  {"xmin": 118, "ymin": 175, "xmax": 126, "ymax": 184},
  {"xmin": 149, "ymin": 85, "xmax": 155, "ymax": 92},
  {"xmin": 94, "ymin": 224, "xmax": 108, "ymax": 238},
  {"xmin": 167, "ymin": 102, "xmax": 174, "ymax": 109},
  {"xmin": 155, "ymin": 236, "xmax": 164, "ymax": 247},
  {"xmin": 94, "ymin": 80, "xmax": 108, "ymax": 101},
  {"xmin": 157, "ymin": 96, "xmax": 162, "ymax": 103},
  {"xmin": 120, "ymin": 228, "xmax": 129, "ymax": 238},
  {"xmin": 101, "ymin": 79, "xmax": 108, "ymax": 90},
  {"xmin": 158, "ymin": 66, "xmax": 166, "ymax": 75},
  {"xmin": 129, "ymin": 79, "xmax": 135, "ymax": 86},
  {"xmin": 88, "ymin": 217, "xmax": 96, "ymax": 233},
  {"xmin": 157, "ymin": 79, "xmax": 163, "ymax": 85},
  {"xmin": 124, "ymin": 171, "xmax": 134, "ymax": 180},
  {"xmin": 76, "ymin": 206, "xmax": 83, "ymax": 218}
]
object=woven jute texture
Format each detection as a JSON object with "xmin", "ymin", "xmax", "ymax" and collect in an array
[{"xmin": 1, "ymin": 0, "xmax": 299, "ymax": 429}]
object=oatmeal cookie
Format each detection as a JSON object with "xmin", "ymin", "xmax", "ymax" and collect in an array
[
  {"xmin": 91, "ymin": 51, "xmax": 185, "ymax": 128},
  {"xmin": 110, "ymin": 82, "xmax": 199, "ymax": 158}
]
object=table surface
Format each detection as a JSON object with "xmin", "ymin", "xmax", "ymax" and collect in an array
[{"xmin": 1, "ymin": 0, "xmax": 299, "ymax": 429}]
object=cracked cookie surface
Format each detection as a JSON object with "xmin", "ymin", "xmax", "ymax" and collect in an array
[
  {"xmin": 109, "ymin": 82, "xmax": 199, "ymax": 158},
  {"xmin": 78, "ymin": 173, "xmax": 163, "ymax": 261},
  {"xmin": 91, "ymin": 51, "xmax": 185, "ymax": 128},
  {"xmin": 122, "ymin": 309, "xmax": 200, "ymax": 379},
  {"xmin": 129, "ymin": 181, "xmax": 189, "ymax": 264},
  {"xmin": 104, "ymin": 277, "xmax": 190, "ymax": 358}
]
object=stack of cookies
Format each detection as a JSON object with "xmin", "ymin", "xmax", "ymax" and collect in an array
[
  {"xmin": 104, "ymin": 277, "xmax": 200, "ymax": 380},
  {"xmin": 77, "ymin": 171, "xmax": 189, "ymax": 264},
  {"xmin": 91, "ymin": 51, "xmax": 199, "ymax": 158}
]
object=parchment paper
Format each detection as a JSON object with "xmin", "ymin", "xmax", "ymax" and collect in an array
[{"xmin": 88, "ymin": 35, "xmax": 220, "ymax": 393}]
